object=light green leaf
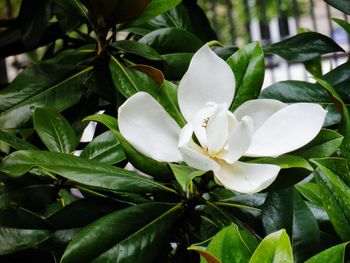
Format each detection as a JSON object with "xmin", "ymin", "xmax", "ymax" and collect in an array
[
  {"xmin": 202, "ymin": 224, "xmax": 256, "ymax": 263},
  {"xmin": 170, "ymin": 164, "xmax": 206, "ymax": 191},
  {"xmin": 249, "ymin": 229, "xmax": 293, "ymax": 263},
  {"xmin": 262, "ymin": 188, "xmax": 320, "ymax": 262},
  {"xmin": 305, "ymin": 242, "xmax": 349, "ymax": 263}
]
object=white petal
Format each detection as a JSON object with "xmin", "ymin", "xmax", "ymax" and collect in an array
[
  {"xmin": 118, "ymin": 92, "xmax": 182, "ymax": 162},
  {"xmin": 246, "ymin": 103, "xmax": 327, "ymax": 157},
  {"xmin": 206, "ymin": 108, "xmax": 229, "ymax": 155},
  {"xmin": 178, "ymin": 124, "xmax": 220, "ymax": 171},
  {"xmin": 178, "ymin": 44, "xmax": 235, "ymax": 123},
  {"xmin": 214, "ymin": 161, "xmax": 280, "ymax": 194},
  {"xmin": 192, "ymin": 104, "xmax": 218, "ymax": 149},
  {"xmin": 234, "ymin": 99, "xmax": 286, "ymax": 131},
  {"xmin": 217, "ymin": 116, "xmax": 254, "ymax": 163}
]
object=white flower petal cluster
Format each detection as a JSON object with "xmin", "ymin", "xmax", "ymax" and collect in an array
[{"xmin": 118, "ymin": 44, "xmax": 327, "ymax": 194}]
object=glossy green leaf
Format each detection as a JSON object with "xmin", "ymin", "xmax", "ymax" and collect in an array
[
  {"xmin": 305, "ymin": 242, "xmax": 349, "ymax": 263},
  {"xmin": 83, "ymin": 114, "xmax": 118, "ymax": 133},
  {"xmin": 33, "ymin": 108, "xmax": 77, "ymax": 153},
  {"xmin": 314, "ymin": 78, "xmax": 350, "ymax": 164},
  {"xmin": 61, "ymin": 203, "xmax": 182, "ymax": 263},
  {"xmin": 262, "ymin": 188, "xmax": 320, "ymax": 262},
  {"xmin": 227, "ymin": 42, "xmax": 264, "ymax": 111},
  {"xmin": 202, "ymin": 224, "xmax": 255, "ymax": 263},
  {"xmin": 0, "ymin": 130, "xmax": 37, "ymax": 150},
  {"xmin": 249, "ymin": 229, "xmax": 293, "ymax": 263},
  {"xmin": 260, "ymin": 80, "xmax": 340, "ymax": 127},
  {"xmin": 170, "ymin": 164, "xmax": 206, "ymax": 191},
  {"xmin": 139, "ymin": 28, "xmax": 203, "ymax": 54},
  {"xmin": 0, "ymin": 65, "xmax": 92, "ymax": 129},
  {"xmin": 80, "ymin": 131, "xmax": 125, "ymax": 164},
  {"xmin": 0, "ymin": 150, "xmax": 177, "ymax": 194},
  {"xmin": 311, "ymin": 158, "xmax": 350, "ymax": 241},
  {"xmin": 293, "ymin": 129, "xmax": 343, "ymax": 159},
  {"xmin": 325, "ymin": 0, "xmax": 350, "ymax": 14},
  {"xmin": 296, "ymin": 182, "xmax": 322, "ymax": 206},
  {"xmin": 125, "ymin": 0, "xmax": 182, "ymax": 26},
  {"xmin": 161, "ymin": 52, "xmax": 192, "ymax": 80},
  {"xmin": 158, "ymin": 80, "xmax": 186, "ymax": 126},
  {"xmin": 304, "ymin": 56, "xmax": 323, "ymax": 78},
  {"xmin": 252, "ymin": 154, "xmax": 313, "ymax": 171},
  {"xmin": 111, "ymin": 40, "xmax": 163, "ymax": 61},
  {"xmin": 265, "ymin": 32, "xmax": 344, "ymax": 62},
  {"xmin": 110, "ymin": 55, "xmax": 159, "ymax": 98}
]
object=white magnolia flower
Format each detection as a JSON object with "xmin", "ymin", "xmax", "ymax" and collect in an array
[{"xmin": 118, "ymin": 44, "xmax": 327, "ymax": 194}]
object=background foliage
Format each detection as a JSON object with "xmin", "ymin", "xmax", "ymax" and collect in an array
[{"xmin": 0, "ymin": 0, "xmax": 349, "ymax": 262}]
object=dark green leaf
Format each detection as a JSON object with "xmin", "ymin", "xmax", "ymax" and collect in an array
[
  {"xmin": 0, "ymin": 65, "xmax": 91, "ymax": 129},
  {"xmin": 80, "ymin": 131, "xmax": 126, "ymax": 164},
  {"xmin": 111, "ymin": 40, "xmax": 163, "ymax": 61},
  {"xmin": 227, "ymin": 42, "xmax": 264, "ymax": 111},
  {"xmin": 262, "ymin": 188, "xmax": 320, "ymax": 262},
  {"xmin": 314, "ymin": 78, "xmax": 350, "ymax": 164},
  {"xmin": 47, "ymin": 197, "xmax": 128, "ymax": 229},
  {"xmin": 0, "ymin": 185, "xmax": 54, "ymax": 211},
  {"xmin": 311, "ymin": 158, "xmax": 350, "ymax": 241},
  {"xmin": 296, "ymin": 182, "xmax": 322, "ymax": 206},
  {"xmin": 305, "ymin": 242, "xmax": 349, "ymax": 263},
  {"xmin": 252, "ymin": 154, "xmax": 313, "ymax": 171},
  {"xmin": 304, "ymin": 56, "xmax": 323, "ymax": 78},
  {"xmin": 0, "ymin": 150, "xmax": 177, "ymax": 194},
  {"xmin": 0, "ymin": 130, "xmax": 37, "ymax": 150},
  {"xmin": 125, "ymin": 0, "xmax": 182, "ymax": 26},
  {"xmin": 139, "ymin": 28, "xmax": 203, "ymax": 54},
  {"xmin": 325, "ymin": 0, "xmax": 350, "ymax": 14},
  {"xmin": 61, "ymin": 203, "xmax": 182, "ymax": 263},
  {"xmin": 109, "ymin": 55, "xmax": 159, "ymax": 98},
  {"xmin": 54, "ymin": 0, "xmax": 92, "ymax": 25},
  {"xmin": 249, "ymin": 229, "xmax": 293, "ymax": 263},
  {"xmin": 293, "ymin": 129, "xmax": 343, "ymax": 159},
  {"xmin": 162, "ymin": 52, "xmax": 193, "ymax": 80},
  {"xmin": 0, "ymin": 207, "xmax": 53, "ymax": 255},
  {"xmin": 18, "ymin": 0, "xmax": 52, "ymax": 48},
  {"xmin": 169, "ymin": 164, "xmax": 206, "ymax": 191},
  {"xmin": 265, "ymin": 32, "xmax": 344, "ymax": 62},
  {"xmin": 34, "ymin": 108, "xmax": 77, "ymax": 153}
]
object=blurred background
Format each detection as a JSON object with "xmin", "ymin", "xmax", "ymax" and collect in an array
[{"xmin": 1, "ymin": 0, "xmax": 350, "ymax": 87}]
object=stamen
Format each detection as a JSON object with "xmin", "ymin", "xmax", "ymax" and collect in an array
[{"xmin": 202, "ymin": 117, "xmax": 209, "ymax": 128}]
